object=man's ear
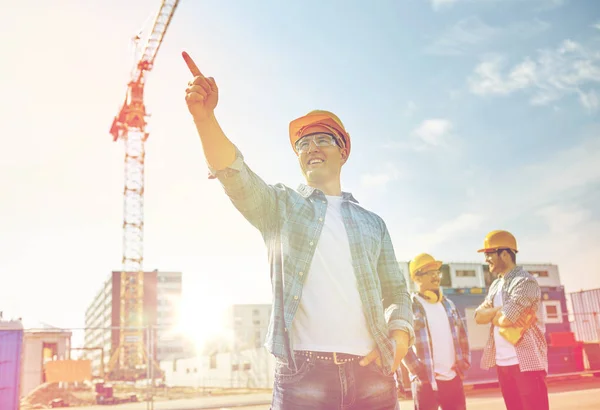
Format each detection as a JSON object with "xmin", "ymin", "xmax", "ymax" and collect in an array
[{"xmin": 340, "ymin": 149, "xmax": 348, "ymax": 165}]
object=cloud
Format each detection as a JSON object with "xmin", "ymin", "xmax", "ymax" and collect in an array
[
  {"xmin": 403, "ymin": 101, "xmax": 418, "ymax": 117},
  {"xmin": 414, "ymin": 212, "xmax": 485, "ymax": 248},
  {"xmin": 431, "ymin": 0, "xmax": 460, "ymax": 12},
  {"xmin": 412, "ymin": 119, "xmax": 453, "ymax": 148},
  {"xmin": 360, "ymin": 163, "xmax": 402, "ymax": 187},
  {"xmin": 384, "ymin": 118, "xmax": 456, "ymax": 152},
  {"xmin": 536, "ymin": 205, "xmax": 589, "ymax": 235},
  {"xmin": 430, "ymin": 0, "xmax": 566, "ymax": 12},
  {"xmin": 425, "ymin": 17, "xmax": 550, "ymax": 56},
  {"xmin": 468, "ymin": 40, "xmax": 600, "ymax": 110},
  {"xmin": 578, "ymin": 89, "xmax": 599, "ymax": 112}
]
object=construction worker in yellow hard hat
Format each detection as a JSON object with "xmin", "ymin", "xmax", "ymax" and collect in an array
[
  {"xmin": 182, "ymin": 52, "xmax": 413, "ymax": 410},
  {"xmin": 402, "ymin": 253, "xmax": 470, "ymax": 410},
  {"xmin": 474, "ymin": 230, "xmax": 549, "ymax": 410}
]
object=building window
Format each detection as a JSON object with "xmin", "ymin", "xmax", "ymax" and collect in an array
[
  {"xmin": 543, "ymin": 301, "xmax": 563, "ymax": 324},
  {"xmin": 243, "ymin": 363, "xmax": 251, "ymax": 371},
  {"xmin": 209, "ymin": 353, "xmax": 217, "ymax": 369},
  {"xmin": 232, "ymin": 364, "xmax": 239, "ymax": 371},
  {"xmin": 531, "ymin": 271, "xmax": 549, "ymax": 278},
  {"xmin": 483, "ymin": 264, "xmax": 494, "ymax": 287},
  {"xmin": 456, "ymin": 270, "xmax": 476, "ymax": 277},
  {"xmin": 253, "ymin": 320, "xmax": 261, "ymax": 326},
  {"xmin": 440, "ymin": 264, "xmax": 452, "ymax": 287},
  {"xmin": 253, "ymin": 309, "xmax": 260, "ymax": 316}
]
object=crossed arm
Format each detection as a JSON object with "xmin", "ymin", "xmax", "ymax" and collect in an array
[{"xmin": 475, "ymin": 277, "xmax": 540, "ymax": 327}]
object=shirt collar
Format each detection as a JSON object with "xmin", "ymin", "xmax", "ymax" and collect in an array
[
  {"xmin": 296, "ymin": 183, "xmax": 359, "ymax": 203},
  {"xmin": 497, "ymin": 265, "xmax": 521, "ymax": 281}
]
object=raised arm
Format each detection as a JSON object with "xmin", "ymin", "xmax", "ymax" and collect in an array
[{"xmin": 183, "ymin": 51, "xmax": 279, "ymax": 233}]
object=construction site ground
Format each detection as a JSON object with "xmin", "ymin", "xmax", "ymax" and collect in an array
[
  {"xmin": 20, "ymin": 374, "xmax": 600, "ymax": 409},
  {"xmin": 20, "ymin": 382, "xmax": 271, "ymax": 410}
]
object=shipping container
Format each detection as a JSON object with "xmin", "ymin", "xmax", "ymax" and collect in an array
[
  {"xmin": 0, "ymin": 320, "xmax": 24, "ymax": 410},
  {"xmin": 568, "ymin": 288, "xmax": 600, "ymax": 371},
  {"xmin": 569, "ymin": 288, "xmax": 600, "ymax": 342}
]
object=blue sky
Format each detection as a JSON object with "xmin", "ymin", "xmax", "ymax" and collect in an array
[{"xmin": 1, "ymin": 0, "xmax": 599, "ymax": 343}]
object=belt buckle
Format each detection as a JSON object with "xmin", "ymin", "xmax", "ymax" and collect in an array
[{"xmin": 333, "ymin": 352, "xmax": 343, "ymax": 365}]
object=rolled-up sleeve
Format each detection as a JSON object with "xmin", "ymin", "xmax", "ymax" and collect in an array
[
  {"xmin": 207, "ymin": 146, "xmax": 279, "ymax": 234},
  {"xmin": 502, "ymin": 277, "xmax": 540, "ymax": 324},
  {"xmin": 378, "ymin": 224, "xmax": 415, "ymax": 347}
]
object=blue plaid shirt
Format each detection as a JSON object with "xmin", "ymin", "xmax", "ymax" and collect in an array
[
  {"xmin": 209, "ymin": 146, "xmax": 415, "ymax": 374},
  {"xmin": 402, "ymin": 294, "xmax": 470, "ymax": 390}
]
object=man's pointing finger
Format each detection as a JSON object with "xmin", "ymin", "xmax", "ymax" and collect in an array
[{"xmin": 182, "ymin": 51, "xmax": 202, "ymax": 77}]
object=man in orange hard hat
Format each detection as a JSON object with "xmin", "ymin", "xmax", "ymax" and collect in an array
[
  {"xmin": 474, "ymin": 230, "xmax": 549, "ymax": 410},
  {"xmin": 402, "ymin": 253, "xmax": 470, "ymax": 410},
  {"xmin": 182, "ymin": 52, "xmax": 414, "ymax": 410}
]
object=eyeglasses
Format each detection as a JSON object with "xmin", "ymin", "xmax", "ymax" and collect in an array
[
  {"xmin": 295, "ymin": 133, "xmax": 339, "ymax": 153},
  {"xmin": 484, "ymin": 249, "xmax": 509, "ymax": 257},
  {"xmin": 415, "ymin": 270, "xmax": 442, "ymax": 278}
]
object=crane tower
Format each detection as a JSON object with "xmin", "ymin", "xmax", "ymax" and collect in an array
[{"xmin": 108, "ymin": 0, "xmax": 179, "ymax": 378}]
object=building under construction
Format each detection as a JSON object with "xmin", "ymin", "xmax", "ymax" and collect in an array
[{"xmin": 84, "ymin": 270, "xmax": 192, "ymax": 378}]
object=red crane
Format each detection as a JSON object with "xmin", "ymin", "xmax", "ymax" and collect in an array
[{"xmin": 108, "ymin": 0, "xmax": 180, "ymax": 379}]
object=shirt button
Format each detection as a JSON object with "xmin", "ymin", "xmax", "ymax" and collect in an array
[
  {"xmin": 309, "ymin": 241, "xmax": 314, "ymax": 246},
  {"xmin": 294, "ymin": 295, "xmax": 299, "ymax": 300},
  {"xmin": 318, "ymin": 218, "xmax": 323, "ymax": 222},
  {"xmin": 322, "ymin": 200, "xmax": 326, "ymax": 204},
  {"xmin": 299, "ymin": 272, "xmax": 304, "ymax": 276}
]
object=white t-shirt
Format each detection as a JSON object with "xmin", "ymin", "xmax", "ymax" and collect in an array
[
  {"xmin": 292, "ymin": 195, "xmax": 375, "ymax": 355},
  {"xmin": 416, "ymin": 295, "xmax": 456, "ymax": 381},
  {"xmin": 493, "ymin": 278, "xmax": 519, "ymax": 366}
]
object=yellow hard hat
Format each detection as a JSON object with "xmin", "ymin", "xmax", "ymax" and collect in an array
[
  {"xmin": 477, "ymin": 230, "xmax": 518, "ymax": 253},
  {"xmin": 289, "ymin": 110, "xmax": 351, "ymax": 156},
  {"xmin": 409, "ymin": 253, "xmax": 443, "ymax": 280}
]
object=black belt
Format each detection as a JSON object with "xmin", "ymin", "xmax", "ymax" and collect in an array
[{"xmin": 295, "ymin": 350, "xmax": 362, "ymax": 364}]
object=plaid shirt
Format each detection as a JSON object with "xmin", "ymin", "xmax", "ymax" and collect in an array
[
  {"xmin": 209, "ymin": 147, "xmax": 415, "ymax": 374},
  {"xmin": 402, "ymin": 294, "xmax": 471, "ymax": 390},
  {"xmin": 476, "ymin": 266, "xmax": 548, "ymax": 372}
]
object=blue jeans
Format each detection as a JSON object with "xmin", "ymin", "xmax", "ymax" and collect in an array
[
  {"xmin": 411, "ymin": 375, "xmax": 466, "ymax": 410},
  {"xmin": 270, "ymin": 352, "xmax": 400, "ymax": 410}
]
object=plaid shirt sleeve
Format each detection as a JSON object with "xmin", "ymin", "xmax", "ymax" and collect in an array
[
  {"xmin": 502, "ymin": 276, "xmax": 541, "ymax": 324},
  {"xmin": 378, "ymin": 222, "xmax": 415, "ymax": 347},
  {"xmin": 402, "ymin": 348, "xmax": 429, "ymax": 382},
  {"xmin": 209, "ymin": 146, "xmax": 280, "ymax": 234},
  {"xmin": 452, "ymin": 301, "xmax": 471, "ymax": 371},
  {"xmin": 474, "ymin": 279, "xmax": 497, "ymax": 316}
]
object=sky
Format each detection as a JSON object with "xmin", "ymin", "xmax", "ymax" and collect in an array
[{"xmin": 1, "ymin": 0, "xmax": 599, "ymax": 347}]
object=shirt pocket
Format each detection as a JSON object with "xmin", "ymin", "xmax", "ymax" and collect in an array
[{"xmin": 356, "ymin": 221, "xmax": 382, "ymax": 260}]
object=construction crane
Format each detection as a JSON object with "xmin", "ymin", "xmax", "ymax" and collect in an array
[{"xmin": 108, "ymin": 0, "xmax": 180, "ymax": 379}]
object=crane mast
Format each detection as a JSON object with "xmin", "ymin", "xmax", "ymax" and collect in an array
[{"xmin": 108, "ymin": 0, "xmax": 179, "ymax": 378}]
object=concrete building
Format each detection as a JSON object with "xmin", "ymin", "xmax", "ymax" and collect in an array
[
  {"xmin": 21, "ymin": 324, "xmax": 72, "ymax": 397},
  {"xmin": 84, "ymin": 270, "xmax": 190, "ymax": 375},
  {"xmin": 160, "ymin": 303, "xmax": 274, "ymax": 389},
  {"xmin": 228, "ymin": 304, "xmax": 272, "ymax": 350}
]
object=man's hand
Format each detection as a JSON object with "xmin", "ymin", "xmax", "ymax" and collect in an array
[
  {"xmin": 475, "ymin": 305, "xmax": 502, "ymax": 324},
  {"xmin": 492, "ymin": 310, "xmax": 504, "ymax": 327},
  {"xmin": 359, "ymin": 330, "xmax": 410, "ymax": 372},
  {"xmin": 182, "ymin": 51, "xmax": 218, "ymax": 122},
  {"xmin": 493, "ymin": 309, "xmax": 537, "ymax": 328}
]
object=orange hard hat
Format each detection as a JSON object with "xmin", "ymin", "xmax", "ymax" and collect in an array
[
  {"xmin": 289, "ymin": 110, "xmax": 351, "ymax": 157},
  {"xmin": 477, "ymin": 230, "xmax": 519, "ymax": 253},
  {"xmin": 409, "ymin": 253, "xmax": 443, "ymax": 280}
]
